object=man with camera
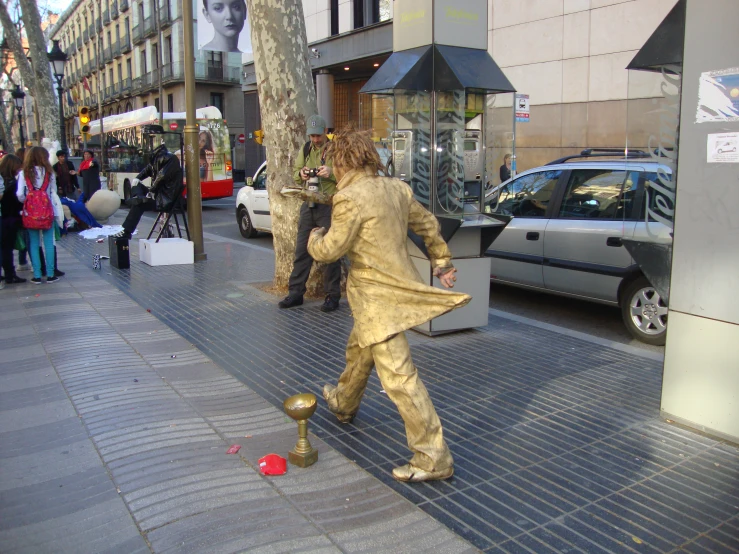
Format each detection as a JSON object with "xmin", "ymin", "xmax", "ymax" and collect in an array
[{"xmin": 278, "ymin": 114, "xmax": 341, "ymax": 312}]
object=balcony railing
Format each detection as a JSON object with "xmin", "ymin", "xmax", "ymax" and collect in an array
[
  {"xmin": 83, "ymin": 29, "xmax": 89, "ymax": 42},
  {"xmin": 103, "ymin": 46, "xmax": 112, "ymax": 62},
  {"xmin": 111, "ymin": 1, "xmax": 119, "ymax": 19},
  {"xmin": 103, "ymin": 10, "xmax": 110, "ymax": 24},
  {"xmin": 76, "ymin": 36, "xmax": 82, "ymax": 48},
  {"xmin": 132, "ymin": 24, "xmax": 143, "ymax": 44},
  {"xmin": 120, "ymin": 77, "xmax": 132, "ymax": 94},
  {"xmin": 121, "ymin": 33, "xmax": 131, "ymax": 52},
  {"xmin": 159, "ymin": 5, "xmax": 172, "ymax": 26},
  {"xmin": 155, "ymin": 62, "xmax": 241, "ymax": 85},
  {"xmin": 112, "ymin": 40, "xmax": 121, "ymax": 58},
  {"xmin": 89, "ymin": 23, "xmax": 96, "ymax": 37},
  {"xmin": 119, "ymin": 0, "xmax": 129, "ymax": 11},
  {"xmin": 68, "ymin": 42, "xmax": 77, "ymax": 55},
  {"xmin": 195, "ymin": 62, "xmax": 241, "ymax": 83},
  {"xmin": 89, "ymin": 94, "xmax": 98, "ymax": 107},
  {"xmin": 143, "ymin": 16, "xmax": 155, "ymax": 37}
]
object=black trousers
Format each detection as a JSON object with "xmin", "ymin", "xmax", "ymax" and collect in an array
[
  {"xmin": 122, "ymin": 198, "xmax": 157, "ymax": 237},
  {"xmin": 1, "ymin": 216, "xmax": 21, "ymax": 278},
  {"xmin": 288, "ymin": 202, "xmax": 341, "ymax": 299}
]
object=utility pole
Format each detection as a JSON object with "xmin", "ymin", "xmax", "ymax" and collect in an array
[
  {"xmin": 97, "ymin": 0, "xmax": 106, "ymax": 170},
  {"xmin": 154, "ymin": 0, "xmax": 164, "ymax": 120},
  {"xmin": 182, "ymin": 0, "xmax": 205, "ymax": 260}
]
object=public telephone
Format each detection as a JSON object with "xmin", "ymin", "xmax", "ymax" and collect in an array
[
  {"xmin": 391, "ymin": 130, "xmax": 413, "ymax": 182},
  {"xmin": 463, "ymin": 130, "xmax": 483, "ymax": 184}
]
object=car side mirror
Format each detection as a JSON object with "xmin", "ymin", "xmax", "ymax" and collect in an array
[{"xmin": 246, "ymin": 177, "xmax": 254, "ymax": 187}]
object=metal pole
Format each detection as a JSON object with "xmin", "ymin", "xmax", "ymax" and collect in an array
[
  {"xmin": 57, "ymin": 81, "xmax": 67, "ymax": 152},
  {"xmin": 511, "ymin": 94, "xmax": 517, "ymax": 179},
  {"xmin": 154, "ymin": 0, "xmax": 164, "ymax": 120},
  {"xmin": 182, "ymin": 0, "xmax": 205, "ymax": 260},
  {"xmin": 98, "ymin": 0, "xmax": 106, "ymax": 171},
  {"xmin": 17, "ymin": 106, "xmax": 25, "ymax": 146}
]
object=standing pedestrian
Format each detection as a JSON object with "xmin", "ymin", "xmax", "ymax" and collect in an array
[
  {"xmin": 278, "ymin": 114, "xmax": 342, "ymax": 312},
  {"xmin": 0, "ymin": 154, "xmax": 27, "ymax": 284},
  {"xmin": 16, "ymin": 147, "xmax": 63, "ymax": 284},
  {"xmin": 78, "ymin": 150, "xmax": 101, "ymax": 202},
  {"xmin": 309, "ymin": 126, "xmax": 470, "ymax": 482},
  {"xmin": 53, "ymin": 150, "xmax": 79, "ymax": 199},
  {"xmin": 499, "ymin": 153, "xmax": 512, "ymax": 183}
]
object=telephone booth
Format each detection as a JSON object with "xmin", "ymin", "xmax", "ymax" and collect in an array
[{"xmin": 360, "ymin": 0, "xmax": 516, "ymax": 334}]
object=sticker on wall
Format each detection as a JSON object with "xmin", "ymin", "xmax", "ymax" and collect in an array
[
  {"xmin": 696, "ymin": 67, "xmax": 739, "ymax": 123},
  {"xmin": 707, "ymin": 132, "xmax": 739, "ymax": 163}
]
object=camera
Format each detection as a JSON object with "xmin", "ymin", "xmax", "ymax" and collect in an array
[{"xmin": 307, "ymin": 168, "xmax": 319, "ymax": 208}]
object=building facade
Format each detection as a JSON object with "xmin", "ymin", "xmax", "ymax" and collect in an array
[
  {"xmin": 242, "ymin": 0, "xmax": 677, "ymax": 176},
  {"xmin": 51, "ymin": 0, "xmax": 244, "ymax": 166}
]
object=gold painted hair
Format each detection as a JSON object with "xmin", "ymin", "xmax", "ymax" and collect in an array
[{"xmin": 326, "ymin": 123, "xmax": 385, "ymax": 174}]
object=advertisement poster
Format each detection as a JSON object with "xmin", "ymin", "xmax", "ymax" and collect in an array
[
  {"xmin": 707, "ymin": 132, "xmax": 739, "ymax": 163},
  {"xmin": 696, "ymin": 67, "xmax": 739, "ymax": 123},
  {"xmin": 197, "ymin": 0, "xmax": 252, "ymax": 53},
  {"xmin": 166, "ymin": 119, "xmax": 231, "ymax": 181}
]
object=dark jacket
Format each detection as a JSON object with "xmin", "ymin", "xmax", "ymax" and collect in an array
[
  {"xmin": 79, "ymin": 159, "xmax": 101, "ymax": 195},
  {"xmin": 53, "ymin": 159, "xmax": 79, "ymax": 196},
  {"xmin": 136, "ymin": 150, "xmax": 183, "ymax": 211},
  {"xmin": 499, "ymin": 164, "xmax": 511, "ymax": 183},
  {"xmin": 0, "ymin": 173, "xmax": 23, "ymax": 219}
]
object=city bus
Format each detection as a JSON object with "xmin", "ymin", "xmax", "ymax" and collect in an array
[{"xmin": 85, "ymin": 106, "xmax": 233, "ymax": 201}]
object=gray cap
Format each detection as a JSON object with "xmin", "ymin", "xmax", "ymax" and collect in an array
[{"xmin": 307, "ymin": 114, "xmax": 326, "ymax": 135}]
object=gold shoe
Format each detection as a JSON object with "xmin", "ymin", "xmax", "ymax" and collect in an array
[
  {"xmin": 392, "ymin": 464, "xmax": 454, "ymax": 482},
  {"xmin": 322, "ymin": 384, "xmax": 355, "ymax": 424}
]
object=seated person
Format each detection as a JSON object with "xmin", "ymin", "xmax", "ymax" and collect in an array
[{"xmin": 113, "ymin": 144, "xmax": 183, "ymax": 240}]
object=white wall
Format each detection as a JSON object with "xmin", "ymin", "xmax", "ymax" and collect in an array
[{"xmin": 489, "ymin": 0, "xmax": 678, "ymax": 106}]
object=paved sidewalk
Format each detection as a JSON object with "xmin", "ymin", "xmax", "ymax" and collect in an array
[
  {"xmin": 3, "ymin": 218, "xmax": 739, "ymax": 553},
  {"xmin": 0, "ymin": 246, "xmax": 475, "ymax": 553}
]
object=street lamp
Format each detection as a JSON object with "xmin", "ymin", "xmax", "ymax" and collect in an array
[
  {"xmin": 11, "ymin": 85, "xmax": 26, "ymax": 147},
  {"xmin": 47, "ymin": 39, "xmax": 68, "ymax": 152}
]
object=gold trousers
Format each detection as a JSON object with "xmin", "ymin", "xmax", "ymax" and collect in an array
[{"xmin": 327, "ymin": 327, "xmax": 453, "ymax": 472}]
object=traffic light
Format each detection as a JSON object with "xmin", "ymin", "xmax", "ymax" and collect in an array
[
  {"xmin": 253, "ymin": 129, "xmax": 264, "ymax": 145},
  {"xmin": 78, "ymin": 106, "xmax": 91, "ymax": 141}
]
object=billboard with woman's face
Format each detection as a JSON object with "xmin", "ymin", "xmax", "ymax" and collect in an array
[{"xmin": 197, "ymin": 0, "xmax": 252, "ymax": 53}]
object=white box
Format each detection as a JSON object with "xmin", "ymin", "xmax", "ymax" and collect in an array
[{"xmin": 139, "ymin": 238, "xmax": 194, "ymax": 266}]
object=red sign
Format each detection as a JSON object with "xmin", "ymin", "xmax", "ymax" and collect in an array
[
  {"xmin": 237, "ymin": 133, "xmax": 245, "ymax": 144},
  {"xmin": 169, "ymin": 122, "xmax": 179, "ymax": 130}
]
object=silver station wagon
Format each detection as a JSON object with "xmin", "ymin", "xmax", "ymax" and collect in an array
[{"xmin": 484, "ymin": 151, "xmax": 673, "ymax": 345}]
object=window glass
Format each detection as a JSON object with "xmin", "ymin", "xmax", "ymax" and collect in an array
[
  {"xmin": 642, "ymin": 170, "xmax": 673, "ymax": 222},
  {"xmin": 487, "ymin": 170, "xmax": 561, "ymax": 217},
  {"xmin": 558, "ymin": 169, "xmax": 627, "ymax": 219},
  {"xmin": 254, "ymin": 168, "xmax": 266, "ymax": 190}
]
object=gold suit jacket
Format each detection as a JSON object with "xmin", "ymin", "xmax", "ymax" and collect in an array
[{"xmin": 308, "ymin": 168, "xmax": 471, "ymax": 348}]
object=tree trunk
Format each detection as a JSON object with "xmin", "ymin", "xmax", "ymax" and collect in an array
[
  {"xmin": 246, "ymin": 0, "xmax": 325, "ymax": 294},
  {"xmin": 18, "ymin": 0, "xmax": 60, "ymax": 144},
  {"xmin": 0, "ymin": 1, "xmax": 35, "ymax": 91},
  {"xmin": 0, "ymin": 103, "xmax": 15, "ymax": 153}
]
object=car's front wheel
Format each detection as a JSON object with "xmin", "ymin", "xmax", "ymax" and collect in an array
[
  {"xmin": 237, "ymin": 206, "xmax": 258, "ymax": 238},
  {"xmin": 621, "ymin": 276, "xmax": 668, "ymax": 345}
]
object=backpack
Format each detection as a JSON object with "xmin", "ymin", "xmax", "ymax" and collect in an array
[{"xmin": 22, "ymin": 171, "xmax": 54, "ymax": 230}]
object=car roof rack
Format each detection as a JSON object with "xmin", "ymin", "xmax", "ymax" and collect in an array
[{"xmin": 546, "ymin": 148, "xmax": 652, "ymax": 165}]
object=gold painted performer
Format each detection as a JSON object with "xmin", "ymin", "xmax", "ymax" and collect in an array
[{"xmin": 307, "ymin": 126, "xmax": 471, "ymax": 483}]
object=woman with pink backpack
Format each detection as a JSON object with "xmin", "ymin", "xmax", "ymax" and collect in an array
[{"xmin": 15, "ymin": 147, "xmax": 64, "ymax": 284}]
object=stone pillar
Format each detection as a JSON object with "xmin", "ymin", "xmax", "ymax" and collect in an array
[
  {"xmin": 660, "ymin": 0, "xmax": 739, "ymax": 443},
  {"xmin": 316, "ymin": 69, "xmax": 335, "ymax": 130}
]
